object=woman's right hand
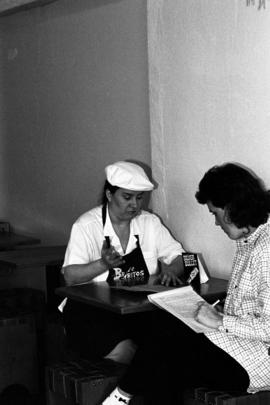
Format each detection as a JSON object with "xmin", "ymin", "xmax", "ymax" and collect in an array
[
  {"xmin": 195, "ymin": 302, "xmax": 223, "ymax": 330},
  {"xmin": 101, "ymin": 240, "xmax": 125, "ymax": 269}
]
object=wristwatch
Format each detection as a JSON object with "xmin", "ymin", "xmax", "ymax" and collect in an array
[{"xmin": 218, "ymin": 323, "xmax": 228, "ymax": 333}]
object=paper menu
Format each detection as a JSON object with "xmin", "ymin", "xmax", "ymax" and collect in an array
[{"xmin": 147, "ymin": 285, "xmax": 213, "ymax": 333}]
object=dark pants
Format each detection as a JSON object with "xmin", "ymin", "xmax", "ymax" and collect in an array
[
  {"xmin": 63, "ymin": 302, "xmax": 249, "ymax": 404},
  {"xmin": 62, "ymin": 299, "xmax": 159, "ymax": 360},
  {"xmin": 119, "ymin": 313, "xmax": 250, "ymax": 404}
]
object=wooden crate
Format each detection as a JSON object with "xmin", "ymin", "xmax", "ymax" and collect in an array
[
  {"xmin": 46, "ymin": 359, "xmax": 127, "ymax": 405},
  {"xmin": 0, "ymin": 313, "xmax": 39, "ymax": 394}
]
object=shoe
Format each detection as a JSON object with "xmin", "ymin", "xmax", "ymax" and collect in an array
[{"xmin": 102, "ymin": 387, "xmax": 132, "ymax": 405}]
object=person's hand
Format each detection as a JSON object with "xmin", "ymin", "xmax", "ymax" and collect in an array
[
  {"xmin": 195, "ymin": 302, "xmax": 223, "ymax": 329},
  {"xmin": 100, "ymin": 240, "xmax": 125, "ymax": 269},
  {"xmin": 156, "ymin": 270, "xmax": 184, "ymax": 287}
]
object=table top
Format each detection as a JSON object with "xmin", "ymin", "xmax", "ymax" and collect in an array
[
  {"xmin": 0, "ymin": 245, "xmax": 66, "ymax": 268},
  {"xmin": 56, "ymin": 277, "xmax": 228, "ymax": 315},
  {"xmin": 0, "ymin": 232, "xmax": 41, "ymax": 251}
]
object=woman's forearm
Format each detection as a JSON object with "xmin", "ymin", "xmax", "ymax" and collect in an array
[{"xmin": 62, "ymin": 259, "xmax": 108, "ymax": 286}]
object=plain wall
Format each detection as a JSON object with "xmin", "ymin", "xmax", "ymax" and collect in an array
[
  {"xmin": 0, "ymin": 32, "xmax": 7, "ymax": 216},
  {"xmin": 0, "ymin": 0, "xmax": 151, "ymax": 244},
  {"xmin": 2, "ymin": 0, "xmax": 270, "ymax": 282},
  {"xmin": 148, "ymin": 0, "xmax": 270, "ymax": 278}
]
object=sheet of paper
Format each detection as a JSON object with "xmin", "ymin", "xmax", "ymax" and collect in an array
[{"xmin": 147, "ymin": 285, "xmax": 213, "ymax": 333}]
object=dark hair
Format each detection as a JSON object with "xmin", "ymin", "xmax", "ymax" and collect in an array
[
  {"xmin": 101, "ymin": 180, "xmax": 119, "ymax": 205},
  {"xmin": 195, "ymin": 163, "xmax": 270, "ymax": 228}
]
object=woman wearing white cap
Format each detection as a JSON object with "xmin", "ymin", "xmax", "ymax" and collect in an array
[{"xmin": 61, "ymin": 161, "xmax": 205, "ymax": 385}]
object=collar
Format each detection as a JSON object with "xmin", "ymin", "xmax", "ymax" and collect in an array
[
  {"xmin": 103, "ymin": 205, "xmax": 140, "ymax": 238},
  {"xmin": 103, "ymin": 204, "xmax": 115, "ymax": 237},
  {"xmin": 237, "ymin": 216, "xmax": 270, "ymax": 247}
]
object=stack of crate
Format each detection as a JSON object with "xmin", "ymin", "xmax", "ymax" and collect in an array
[
  {"xmin": 0, "ymin": 287, "xmax": 46, "ymax": 396},
  {"xmin": 182, "ymin": 386, "xmax": 270, "ymax": 405},
  {"xmin": 46, "ymin": 358, "xmax": 127, "ymax": 405}
]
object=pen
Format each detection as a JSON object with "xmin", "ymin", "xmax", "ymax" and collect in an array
[
  {"xmin": 212, "ymin": 299, "xmax": 220, "ymax": 307},
  {"xmin": 105, "ymin": 236, "xmax": 111, "ymax": 248}
]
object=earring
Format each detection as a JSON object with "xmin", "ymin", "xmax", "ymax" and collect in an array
[
  {"xmin": 242, "ymin": 228, "xmax": 250, "ymax": 237},
  {"xmin": 106, "ymin": 190, "xmax": 111, "ymax": 202}
]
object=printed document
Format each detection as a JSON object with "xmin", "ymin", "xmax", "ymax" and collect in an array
[{"xmin": 147, "ymin": 285, "xmax": 213, "ymax": 333}]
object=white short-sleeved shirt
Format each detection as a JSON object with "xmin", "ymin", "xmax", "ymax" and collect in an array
[{"xmin": 63, "ymin": 206, "xmax": 186, "ymax": 282}]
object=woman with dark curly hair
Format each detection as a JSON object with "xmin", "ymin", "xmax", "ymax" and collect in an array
[
  {"xmin": 196, "ymin": 162, "xmax": 270, "ymax": 231},
  {"xmin": 188, "ymin": 162, "xmax": 270, "ymax": 394},
  {"xmin": 103, "ymin": 162, "xmax": 270, "ymax": 405}
]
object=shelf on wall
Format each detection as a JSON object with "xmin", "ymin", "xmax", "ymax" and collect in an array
[{"xmin": 0, "ymin": 0, "xmax": 57, "ymax": 16}]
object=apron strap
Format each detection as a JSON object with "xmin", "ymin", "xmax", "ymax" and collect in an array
[
  {"xmin": 102, "ymin": 203, "xmax": 140, "ymax": 249},
  {"xmin": 135, "ymin": 234, "xmax": 140, "ymax": 246},
  {"xmin": 102, "ymin": 203, "xmax": 107, "ymax": 227},
  {"xmin": 102, "ymin": 204, "xmax": 111, "ymax": 248}
]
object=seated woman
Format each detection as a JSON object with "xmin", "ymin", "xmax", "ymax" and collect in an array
[
  {"xmin": 60, "ymin": 161, "xmax": 207, "ymax": 365},
  {"xmin": 103, "ymin": 162, "xmax": 270, "ymax": 405}
]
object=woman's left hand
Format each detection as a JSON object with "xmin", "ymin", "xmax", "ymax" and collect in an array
[
  {"xmin": 195, "ymin": 302, "xmax": 223, "ymax": 330},
  {"xmin": 158, "ymin": 270, "xmax": 184, "ymax": 287}
]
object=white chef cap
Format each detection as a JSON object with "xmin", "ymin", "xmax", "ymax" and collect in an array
[{"xmin": 105, "ymin": 161, "xmax": 154, "ymax": 191}]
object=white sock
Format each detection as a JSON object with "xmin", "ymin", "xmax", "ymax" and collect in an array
[{"xmin": 102, "ymin": 387, "xmax": 132, "ymax": 405}]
